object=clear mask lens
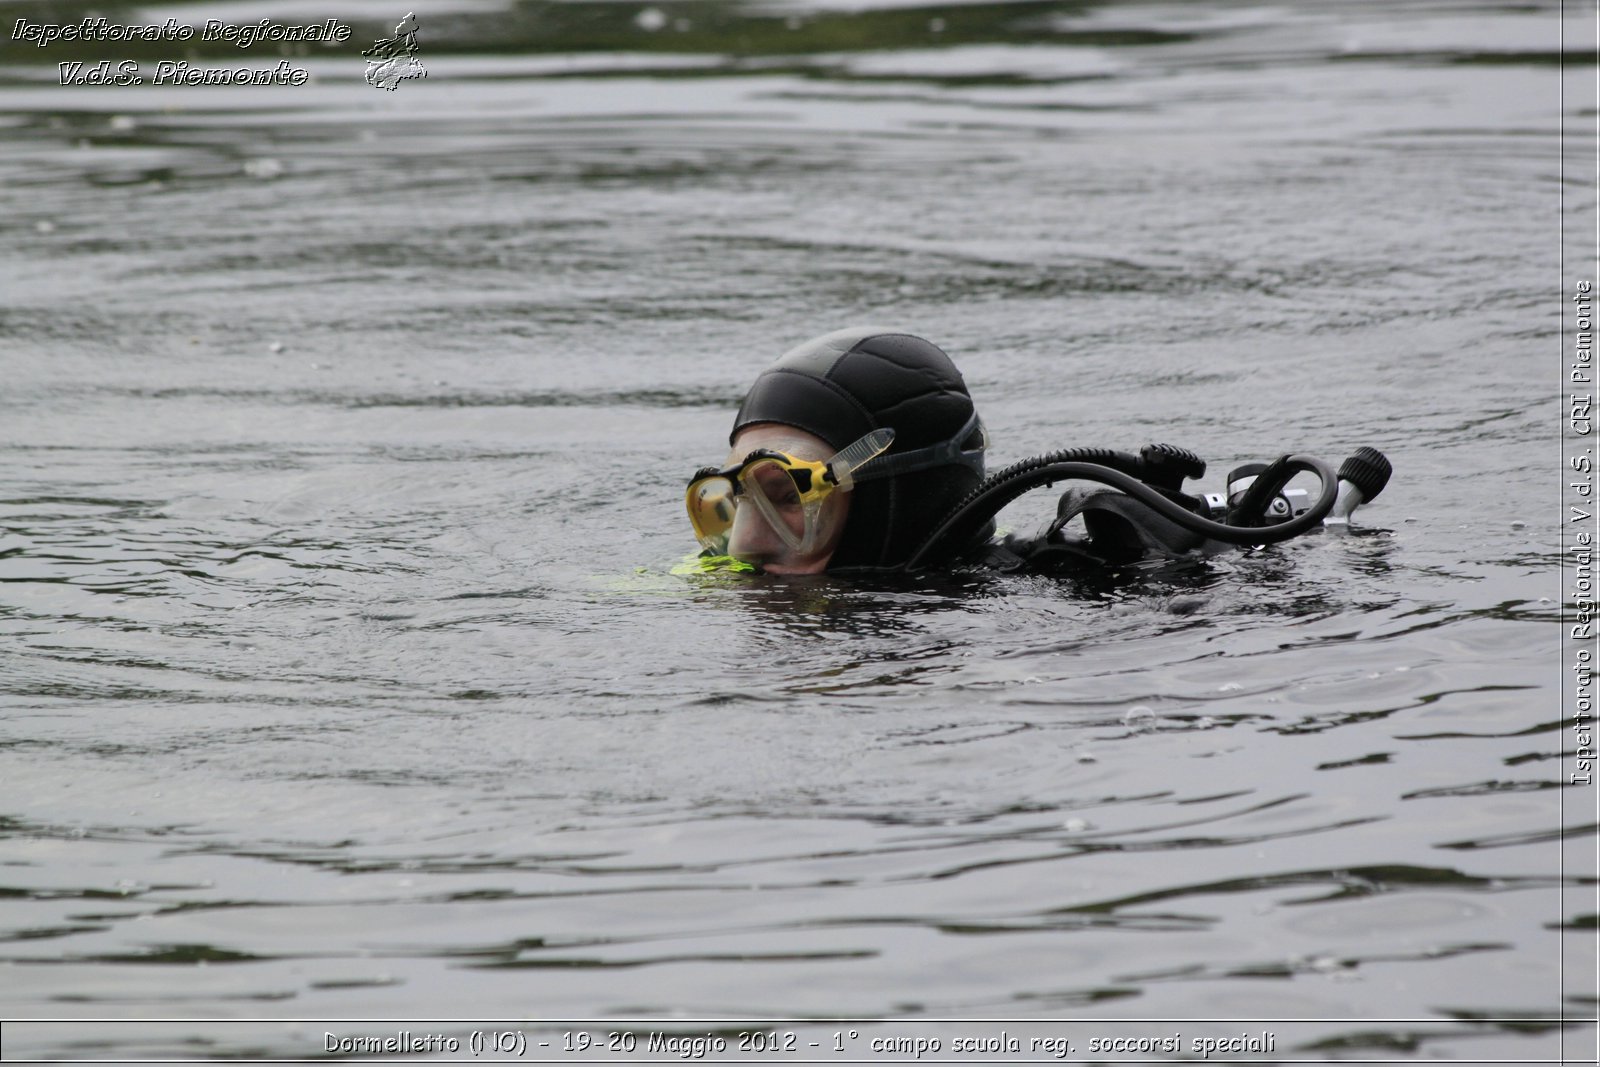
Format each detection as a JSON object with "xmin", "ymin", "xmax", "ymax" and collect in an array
[
  {"xmin": 742, "ymin": 459, "xmax": 816, "ymax": 553},
  {"xmin": 687, "ymin": 475, "xmax": 737, "ymax": 554}
]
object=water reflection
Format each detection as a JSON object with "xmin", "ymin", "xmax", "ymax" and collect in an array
[{"xmin": 0, "ymin": 0, "xmax": 1577, "ymax": 1059}]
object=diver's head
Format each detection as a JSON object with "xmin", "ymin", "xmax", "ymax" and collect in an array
[{"xmin": 689, "ymin": 327, "xmax": 988, "ymax": 573}]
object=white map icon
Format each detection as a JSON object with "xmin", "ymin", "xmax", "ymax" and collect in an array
[{"xmin": 363, "ymin": 12, "xmax": 426, "ymax": 91}]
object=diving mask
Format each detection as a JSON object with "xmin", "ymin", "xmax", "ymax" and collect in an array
[{"xmin": 686, "ymin": 429, "xmax": 895, "ymax": 556}]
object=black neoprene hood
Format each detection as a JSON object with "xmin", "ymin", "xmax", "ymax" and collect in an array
[{"xmin": 730, "ymin": 327, "xmax": 988, "ymax": 571}]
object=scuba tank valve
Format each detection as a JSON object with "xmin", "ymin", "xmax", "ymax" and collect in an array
[
  {"xmin": 1208, "ymin": 462, "xmax": 1309, "ymax": 523},
  {"xmin": 1325, "ymin": 446, "xmax": 1393, "ymax": 525}
]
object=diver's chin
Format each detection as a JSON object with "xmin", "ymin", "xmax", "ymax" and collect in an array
[{"xmin": 739, "ymin": 557, "xmax": 830, "ymax": 577}]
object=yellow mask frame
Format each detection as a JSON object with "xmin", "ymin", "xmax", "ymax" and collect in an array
[{"xmin": 685, "ymin": 429, "xmax": 895, "ymax": 557}]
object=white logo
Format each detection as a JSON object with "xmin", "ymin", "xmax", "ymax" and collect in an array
[{"xmin": 362, "ymin": 12, "xmax": 425, "ymax": 91}]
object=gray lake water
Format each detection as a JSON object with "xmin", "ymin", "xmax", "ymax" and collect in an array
[{"xmin": 1, "ymin": 0, "xmax": 1595, "ymax": 1061}]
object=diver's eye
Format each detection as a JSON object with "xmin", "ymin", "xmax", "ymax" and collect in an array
[
  {"xmin": 744, "ymin": 460, "xmax": 809, "ymax": 541},
  {"xmin": 750, "ymin": 462, "xmax": 802, "ymax": 509}
]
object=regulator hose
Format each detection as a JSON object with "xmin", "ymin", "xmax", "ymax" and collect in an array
[{"xmin": 902, "ymin": 450, "xmax": 1339, "ymax": 572}]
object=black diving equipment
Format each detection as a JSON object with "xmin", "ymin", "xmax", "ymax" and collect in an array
[
  {"xmin": 902, "ymin": 442, "xmax": 1393, "ymax": 574},
  {"xmin": 1325, "ymin": 447, "xmax": 1394, "ymax": 525}
]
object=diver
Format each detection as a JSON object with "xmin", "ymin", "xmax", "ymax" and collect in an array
[{"xmin": 685, "ymin": 327, "xmax": 1391, "ymax": 577}]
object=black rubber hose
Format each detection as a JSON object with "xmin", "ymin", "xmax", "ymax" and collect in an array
[
  {"xmin": 901, "ymin": 446, "xmax": 1145, "ymax": 565},
  {"xmin": 903, "ymin": 452, "xmax": 1339, "ymax": 571}
]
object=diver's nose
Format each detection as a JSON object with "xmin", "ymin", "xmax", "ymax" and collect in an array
[{"xmin": 725, "ymin": 503, "xmax": 786, "ymax": 565}]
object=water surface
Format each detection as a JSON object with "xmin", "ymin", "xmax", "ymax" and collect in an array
[{"xmin": 0, "ymin": 0, "xmax": 1592, "ymax": 1060}]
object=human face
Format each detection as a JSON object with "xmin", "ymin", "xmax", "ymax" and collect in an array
[{"xmin": 718, "ymin": 424, "xmax": 852, "ymax": 574}]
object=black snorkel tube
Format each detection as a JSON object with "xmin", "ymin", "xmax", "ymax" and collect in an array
[{"xmin": 901, "ymin": 444, "xmax": 1349, "ymax": 573}]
